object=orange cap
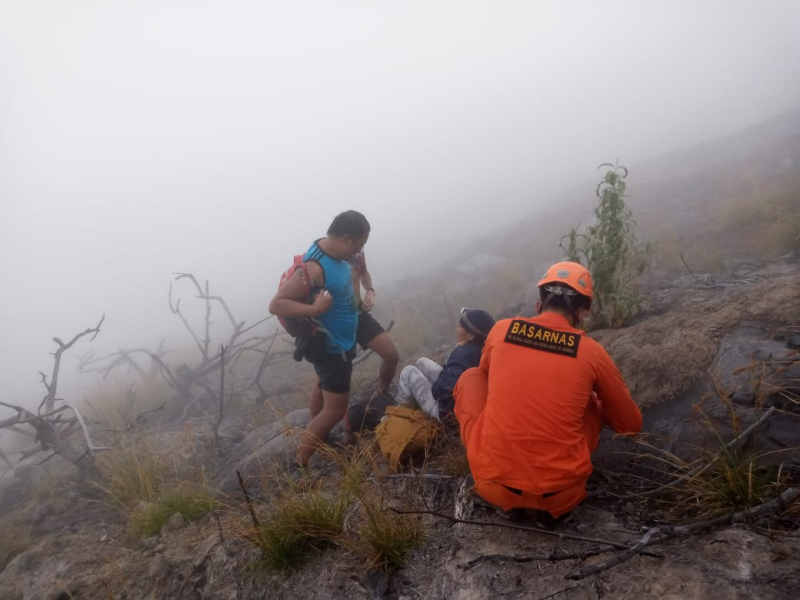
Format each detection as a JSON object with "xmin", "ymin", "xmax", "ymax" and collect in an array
[{"xmin": 537, "ymin": 261, "xmax": 593, "ymax": 303}]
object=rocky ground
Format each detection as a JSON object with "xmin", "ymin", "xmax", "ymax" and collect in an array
[{"xmin": 0, "ymin": 254, "xmax": 798, "ymax": 600}]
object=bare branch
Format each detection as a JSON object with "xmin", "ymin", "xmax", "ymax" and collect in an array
[
  {"xmin": 60, "ymin": 402, "xmax": 111, "ymax": 452},
  {"xmin": 567, "ymin": 527, "xmax": 660, "ymax": 580},
  {"xmin": 0, "ymin": 400, "xmax": 32, "ymax": 419},
  {"xmin": 567, "ymin": 487, "xmax": 800, "ymax": 580},
  {"xmin": 169, "ymin": 280, "xmax": 206, "ymax": 357},
  {"xmin": 237, "ymin": 315, "xmax": 274, "ymax": 337},
  {"xmin": 36, "ymin": 451, "xmax": 59, "ymax": 466},
  {"xmin": 460, "ymin": 547, "xmax": 615, "ymax": 570},
  {"xmin": 8, "ymin": 426, "xmax": 35, "ymax": 439},
  {"xmin": 174, "ymin": 272, "xmax": 204, "ymax": 295},
  {"xmin": 41, "ymin": 315, "xmax": 105, "ymax": 412},
  {"xmin": 0, "ymin": 413, "xmax": 21, "ymax": 429},
  {"xmin": 91, "ymin": 349, "xmax": 179, "ymax": 389},
  {"xmin": 198, "ymin": 292, "xmax": 238, "ymax": 330},
  {"xmin": 203, "ymin": 279, "xmax": 211, "ymax": 357},
  {"xmin": 214, "ymin": 345, "xmax": 226, "ymax": 452},
  {"xmin": 624, "ymin": 406, "xmax": 777, "ymax": 498},
  {"xmin": 388, "ymin": 507, "xmax": 661, "ymax": 554}
]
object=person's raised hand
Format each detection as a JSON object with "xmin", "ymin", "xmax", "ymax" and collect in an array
[
  {"xmin": 311, "ymin": 290, "xmax": 333, "ymax": 316},
  {"xmin": 362, "ymin": 289, "xmax": 376, "ymax": 311}
]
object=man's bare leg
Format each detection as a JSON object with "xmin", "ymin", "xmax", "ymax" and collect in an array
[
  {"xmin": 297, "ymin": 389, "xmax": 349, "ymax": 466},
  {"xmin": 367, "ymin": 332, "xmax": 398, "ymax": 392},
  {"xmin": 309, "ymin": 380, "xmax": 323, "ymax": 419}
]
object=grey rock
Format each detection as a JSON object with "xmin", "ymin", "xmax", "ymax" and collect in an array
[
  {"xmin": 731, "ymin": 390, "xmax": 754, "ymax": 405},
  {"xmin": 162, "ymin": 512, "xmax": 186, "ymax": 532},
  {"xmin": 32, "ymin": 503, "xmax": 51, "ymax": 524},
  {"xmin": 217, "ymin": 408, "xmax": 311, "ymax": 492},
  {"xmin": 147, "ymin": 554, "xmax": 170, "ymax": 579}
]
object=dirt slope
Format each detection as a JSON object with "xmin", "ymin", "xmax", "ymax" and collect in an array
[{"xmin": 0, "ymin": 257, "xmax": 798, "ymax": 600}]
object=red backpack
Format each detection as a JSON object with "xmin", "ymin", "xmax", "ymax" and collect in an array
[{"xmin": 277, "ymin": 255, "xmax": 318, "ymax": 339}]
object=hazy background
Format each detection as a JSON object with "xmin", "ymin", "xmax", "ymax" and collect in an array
[{"xmin": 3, "ymin": 1, "xmax": 800, "ymax": 405}]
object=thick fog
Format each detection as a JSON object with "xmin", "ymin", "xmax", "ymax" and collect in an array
[{"xmin": 2, "ymin": 1, "xmax": 800, "ymax": 405}]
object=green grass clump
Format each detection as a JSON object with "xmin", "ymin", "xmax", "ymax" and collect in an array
[
  {"xmin": 129, "ymin": 486, "xmax": 216, "ymax": 537},
  {"xmin": 255, "ymin": 486, "xmax": 348, "ymax": 571},
  {"xmin": 700, "ymin": 450, "xmax": 782, "ymax": 512},
  {"xmin": 360, "ymin": 503, "xmax": 424, "ymax": 571}
]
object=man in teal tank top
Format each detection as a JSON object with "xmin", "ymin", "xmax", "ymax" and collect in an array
[{"xmin": 269, "ymin": 210, "xmax": 370, "ymax": 467}]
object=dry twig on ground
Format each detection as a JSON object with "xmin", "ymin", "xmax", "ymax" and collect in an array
[{"xmin": 567, "ymin": 487, "xmax": 800, "ymax": 580}]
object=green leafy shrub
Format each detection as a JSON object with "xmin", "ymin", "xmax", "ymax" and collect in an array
[{"xmin": 561, "ymin": 163, "xmax": 649, "ymax": 327}]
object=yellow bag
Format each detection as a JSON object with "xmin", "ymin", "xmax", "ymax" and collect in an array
[{"xmin": 375, "ymin": 405, "xmax": 439, "ymax": 471}]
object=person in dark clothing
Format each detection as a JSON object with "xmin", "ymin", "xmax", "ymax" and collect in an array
[
  {"xmin": 269, "ymin": 210, "xmax": 370, "ymax": 467},
  {"xmin": 395, "ymin": 308, "xmax": 495, "ymax": 420}
]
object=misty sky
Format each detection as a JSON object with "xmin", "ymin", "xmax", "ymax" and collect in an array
[{"xmin": 2, "ymin": 1, "xmax": 800, "ymax": 405}]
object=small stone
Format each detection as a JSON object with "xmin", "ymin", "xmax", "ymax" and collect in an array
[
  {"xmin": 731, "ymin": 391, "xmax": 755, "ymax": 406},
  {"xmin": 162, "ymin": 512, "xmax": 186, "ymax": 532},
  {"xmin": 147, "ymin": 554, "xmax": 170, "ymax": 578},
  {"xmin": 32, "ymin": 504, "xmax": 51, "ymax": 524},
  {"xmin": 771, "ymin": 542, "xmax": 791, "ymax": 561}
]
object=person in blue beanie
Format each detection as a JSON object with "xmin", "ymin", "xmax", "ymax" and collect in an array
[{"xmin": 396, "ymin": 308, "xmax": 495, "ymax": 420}]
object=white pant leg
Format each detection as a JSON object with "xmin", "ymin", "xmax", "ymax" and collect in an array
[
  {"xmin": 415, "ymin": 357, "xmax": 443, "ymax": 383},
  {"xmin": 397, "ymin": 365, "xmax": 440, "ymax": 420}
]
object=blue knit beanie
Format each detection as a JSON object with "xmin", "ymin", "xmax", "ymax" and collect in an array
[{"xmin": 459, "ymin": 308, "xmax": 495, "ymax": 339}]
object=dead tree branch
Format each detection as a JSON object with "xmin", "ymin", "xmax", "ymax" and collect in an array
[
  {"xmin": 237, "ymin": 470, "xmax": 261, "ymax": 528},
  {"xmin": 567, "ymin": 527, "xmax": 660, "ymax": 579},
  {"xmin": 623, "ymin": 406, "xmax": 777, "ymax": 498},
  {"xmin": 39, "ymin": 315, "xmax": 105, "ymax": 412},
  {"xmin": 169, "ymin": 280, "xmax": 206, "ymax": 358},
  {"xmin": 1, "ymin": 317, "xmax": 107, "ymax": 473},
  {"xmin": 388, "ymin": 507, "xmax": 662, "ymax": 556},
  {"xmin": 60, "ymin": 401, "xmax": 111, "ymax": 453},
  {"xmin": 566, "ymin": 487, "xmax": 800, "ymax": 580},
  {"xmin": 460, "ymin": 547, "xmax": 616, "ymax": 570},
  {"xmin": 214, "ymin": 345, "xmax": 226, "ymax": 452},
  {"xmin": 86, "ymin": 273, "xmax": 275, "ymax": 420}
]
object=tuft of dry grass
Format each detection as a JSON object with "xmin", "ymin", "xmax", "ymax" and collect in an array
[
  {"xmin": 94, "ymin": 432, "xmax": 219, "ymax": 539},
  {"xmin": 95, "ymin": 439, "xmax": 166, "ymax": 509},
  {"xmin": 241, "ymin": 435, "xmax": 429, "ymax": 572},
  {"xmin": 0, "ymin": 517, "xmax": 31, "ymax": 571},
  {"xmin": 358, "ymin": 499, "xmax": 424, "ymax": 571},
  {"xmin": 128, "ymin": 483, "xmax": 217, "ymax": 537},
  {"xmin": 253, "ymin": 481, "xmax": 349, "ymax": 571}
]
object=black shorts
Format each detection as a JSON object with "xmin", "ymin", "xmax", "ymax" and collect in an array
[
  {"xmin": 308, "ymin": 342, "xmax": 355, "ymax": 394},
  {"xmin": 356, "ymin": 311, "xmax": 386, "ymax": 349}
]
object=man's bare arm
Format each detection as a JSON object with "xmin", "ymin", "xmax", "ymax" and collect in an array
[{"xmin": 269, "ymin": 262, "xmax": 330, "ymax": 318}]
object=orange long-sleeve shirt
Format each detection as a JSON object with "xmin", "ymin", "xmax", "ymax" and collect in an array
[{"xmin": 465, "ymin": 311, "xmax": 642, "ymax": 495}]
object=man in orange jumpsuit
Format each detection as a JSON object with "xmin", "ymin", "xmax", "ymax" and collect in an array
[{"xmin": 453, "ymin": 261, "xmax": 642, "ymax": 518}]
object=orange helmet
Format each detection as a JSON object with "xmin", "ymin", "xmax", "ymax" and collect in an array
[{"xmin": 537, "ymin": 261, "xmax": 593, "ymax": 304}]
